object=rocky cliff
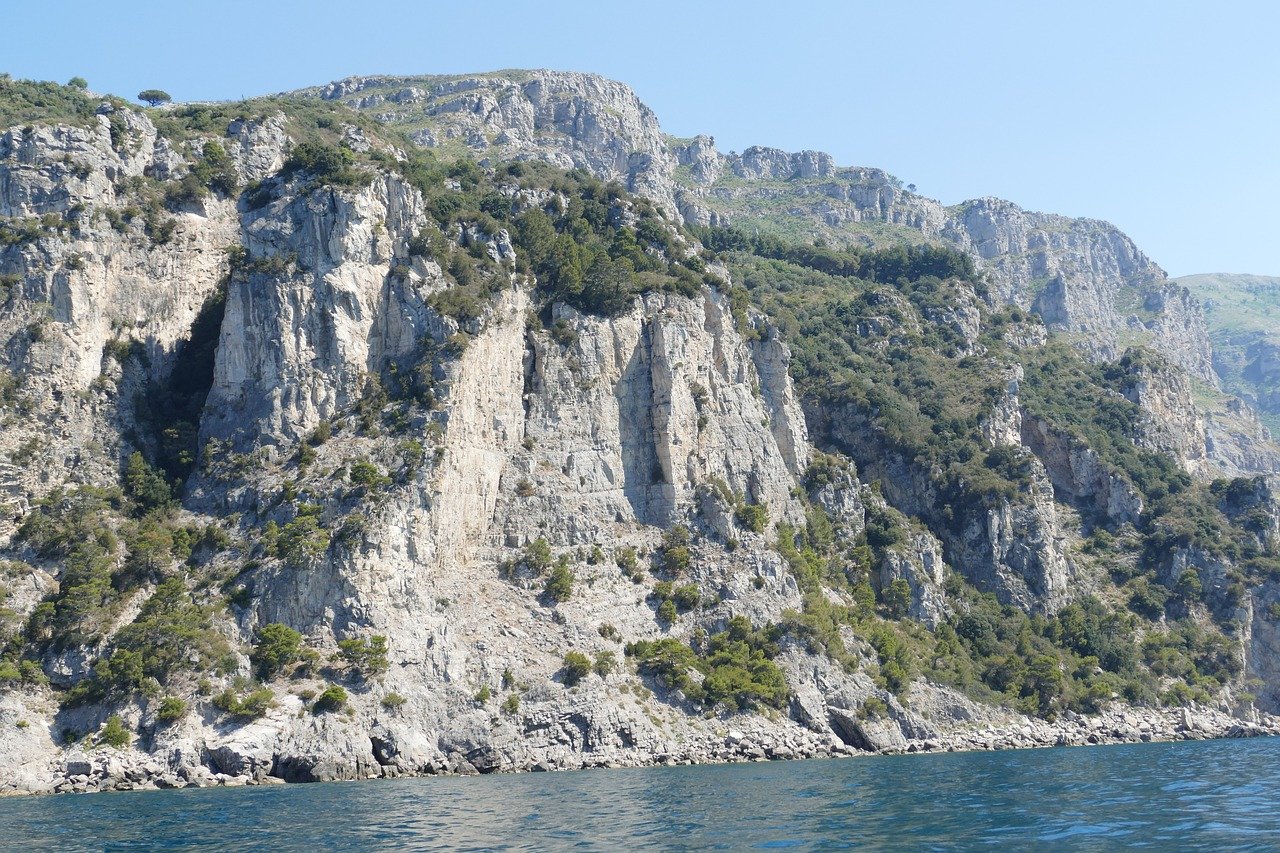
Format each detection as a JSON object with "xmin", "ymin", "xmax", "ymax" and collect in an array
[
  {"xmin": 1, "ymin": 75, "xmax": 1278, "ymax": 796},
  {"xmin": 0, "ymin": 90, "xmax": 938, "ymax": 791}
]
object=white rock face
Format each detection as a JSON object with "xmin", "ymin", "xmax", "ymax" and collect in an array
[
  {"xmin": 877, "ymin": 529, "xmax": 950, "ymax": 628},
  {"xmin": 206, "ymin": 174, "xmax": 430, "ymax": 447},
  {"xmin": 316, "ymin": 71, "xmax": 680, "ymax": 217},
  {"xmin": 0, "ymin": 103, "xmax": 897, "ymax": 793},
  {"xmin": 1118, "ymin": 355, "xmax": 1211, "ymax": 476},
  {"xmin": 309, "ymin": 69, "xmax": 1280, "ymax": 479},
  {"xmin": 0, "ymin": 111, "xmax": 240, "ymax": 530},
  {"xmin": 500, "ymin": 291, "xmax": 806, "ymax": 546}
]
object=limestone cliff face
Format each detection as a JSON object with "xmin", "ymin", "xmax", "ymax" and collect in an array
[
  {"xmin": 308, "ymin": 71, "xmax": 1280, "ymax": 478},
  {"xmin": 205, "ymin": 270, "xmax": 833, "ymax": 781},
  {"xmin": 0, "ymin": 111, "xmax": 245, "ymax": 530},
  {"xmin": 809, "ymin": 398, "xmax": 1072, "ymax": 615},
  {"xmin": 1176, "ymin": 274, "xmax": 1280, "ymax": 436},
  {"xmin": 1206, "ymin": 400, "xmax": 1280, "ymax": 477},
  {"xmin": 1020, "ymin": 413, "xmax": 1144, "ymax": 527},
  {"xmin": 205, "ymin": 174, "xmax": 431, "ymax": 449},
  {"xmin": 503, "ymin": 291, "xmax": 808, "ymax": 546},
  {"xmin": 1116, "ymin": 354, "xmax": 1211, "ymax": 477},
  {"xmin": 2, "ymin": 78, "xmax": 1278, "ymax": 795},
  {"xmin": 1, "ymin": 104, "xmax": 913, "ymax": 790}
]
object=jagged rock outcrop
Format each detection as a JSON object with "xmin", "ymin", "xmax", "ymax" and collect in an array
[
  {"xmin": 1206, "ymin": 399, "xmax": 1280, "ymax": 477},
  {"xmin": 876, "ymin": 529, "xmax": 949, "ymax": 629},
  {"xmin": 0, "ymin": 112, "xmax": 242, "ymax": 530},
  {"xmin": 306, "ymin": 71, "xmax": 1280, "ymax": 482},
  {"xmin": 1116, "ymin": 351, "xmax": 1211, "ymax": 476},
  {"xmin": 1020, "ymin": 414, "xmax": 1144, "ymax": 527},
  {"xmin": 311, "ymin": 72, "xmax": 680, "ymax": 217},
  {"xmin": 1177, "ymin": 274, "xmax": 1280, "ymax": 438},
  {"xmin": 810, "ymin": 400, "xmax": 1071, "ymax": 614},
  {"xmin": 307, "ymin": 72, "xmax": 1280, "ymax": 480},
  {"xmin": 204, "ymin": 173, "xmax": 431, "ymax": 449},
  {"xmin": 1248, "ymin": 581, "xmax": 1280, "ymax": 713}
]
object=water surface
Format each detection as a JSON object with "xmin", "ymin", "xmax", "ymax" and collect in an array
[{"xmin": 3, "ymin": 736, "xmax": 1277, "ymax": 850}]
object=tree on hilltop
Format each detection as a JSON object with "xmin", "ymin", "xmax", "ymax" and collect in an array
[{"xmin": 138, "ymin": 89, "xmax": 171, "ymax": 107}]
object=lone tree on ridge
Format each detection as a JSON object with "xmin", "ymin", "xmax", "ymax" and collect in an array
[{"xmin": 137, "ymin": 89, "xmax": 171, "ymax": 107}]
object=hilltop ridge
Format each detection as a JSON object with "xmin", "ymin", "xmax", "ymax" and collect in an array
[{"xmin": 304, "ymin": 70, "xmax": 1215, "ymax": 384}]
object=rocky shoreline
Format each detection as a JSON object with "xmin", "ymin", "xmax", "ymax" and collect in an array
[{"xmin": 26, "ymin": 706, "xmax": 1280, "ymax": 797}]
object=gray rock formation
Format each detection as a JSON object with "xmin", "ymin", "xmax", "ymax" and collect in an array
[{"xmin": 1021, "ymin": 413, "xmax": 1144, "ymax": 527}]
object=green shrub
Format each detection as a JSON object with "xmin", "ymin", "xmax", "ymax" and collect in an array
[
  {"xmin": 348, "ymin": 459, "xmax": 390, "ymax": 489},
  {"xmin": 475, "ymin": 684, "xmax": 492, "ymax": 703},
  {"xmin": 189, "ymin": 141, "xmax": 238, "ymax": 196},
  {"xmin": 616, "ymin": 547, "xmax": 638, "ymax": 576},
  {"xmin": 213, "ymin": 685, "xmax": 276, "ymax": 719},
  {"xmin": 524, "ymin": 538, "xmax": 552, "ymax": 573},
  {"xmin": 628, "ymin": 616, "xmax": 787, "ymax": 710},
  {"xmin": 882, "ymin": 578, "xmax": 913, "ymax": 619},
  {"xmin": 1175, "ymin": 569, "xmax": 1203, "ymax": 602},
  {"xmin": 561, "ymin": 651, "xmax": 592, "ymax": 686},
  {"xmin": 252, "ymin": 623, "xmax": 303, "ymax": 679},
  {"xmin": 96, "ymin": 715, "xmax": 131, "ymax": 748},
  {"xmin": 313, "ymin": 684, "xmax": 348, "ymax": 714},
  {"xmin": 61, "ymin": 577, "xmax": 230, "ymax": 706},
  {"xmin": 282, "ymin": 142, "xmax": 363, "ymax": 187},
  {"xmin": 0, "ymin": 659, "xmax": 21, "ymax": 682},
  {"xmin": 338, "ymin": 635, "xmax": 389, "ymax": 678},
  {"xmin": 501, "ymin": 693, "xmax": 520, "ymax": 715},
  {"xmin": 156, "ymin": 696, "xmax": 187, "ymax": 724},
  {"xmin": 735, "ymin": 502, "xmax": 769, "ymax": 533},
  {"xmin": 1127, "ymin": 577, "xmax": 1170, "ymax": 620},
  {"xmin": 657, "ymin": 599, "xmax": 677, "ymax": 624},
  {"xmin": 626, "ymin": 638, "xmax": 699, "ymax": 694},
  {"xmin": 0, "ymin": 78, "xmax": 98, "ymax": 128},
  {"xmin": 276, "ymin": 514, "xmax": 330, "ymax": 566},
  {"xmin": 307, "ymin": 421, "xmax": 332, "ymax": 445},
  {"xmin": 662, "ymin": 546, "xmax": 691, "ymax": 575},
  {"xmin": 124, "ymin": 451, "xmax": 172, "ymax": 514},
  {"xmin": 408, "ymin": 227, "xmax": 448, "ymax": 260},
  {"xmin": 381, "ymin": 692, "xmax": 406, "ymax": 710},
  {"xmin": 594, "ymin": 650, "xmax": 617, "ymax": 676},
  {"xmin": 672, "ymin": 583, "xmax": 701, "ymax": 612},
  {"xmin": 544, "ymin": 561, "xmax": 574, "ymax": 602}
]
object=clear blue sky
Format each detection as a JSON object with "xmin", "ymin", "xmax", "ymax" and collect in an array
[{"xmin": 6, "ymin": 0, "xmax": 1278, "ymax": 276}]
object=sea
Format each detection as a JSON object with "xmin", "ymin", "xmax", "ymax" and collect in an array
[{"xmin": 2, "ymin": 736, "xmax": 1278, "ymax": 850}]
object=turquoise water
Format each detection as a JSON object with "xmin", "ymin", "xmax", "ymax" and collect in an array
[{"xmin": 3, "ymin": 737, "xmax": 1279, "ymax": 850}]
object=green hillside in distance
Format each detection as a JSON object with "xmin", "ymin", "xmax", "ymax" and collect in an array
[{"xmin": 1177, "ymin": 273, "xmax": 1280, "ymax": 434}]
